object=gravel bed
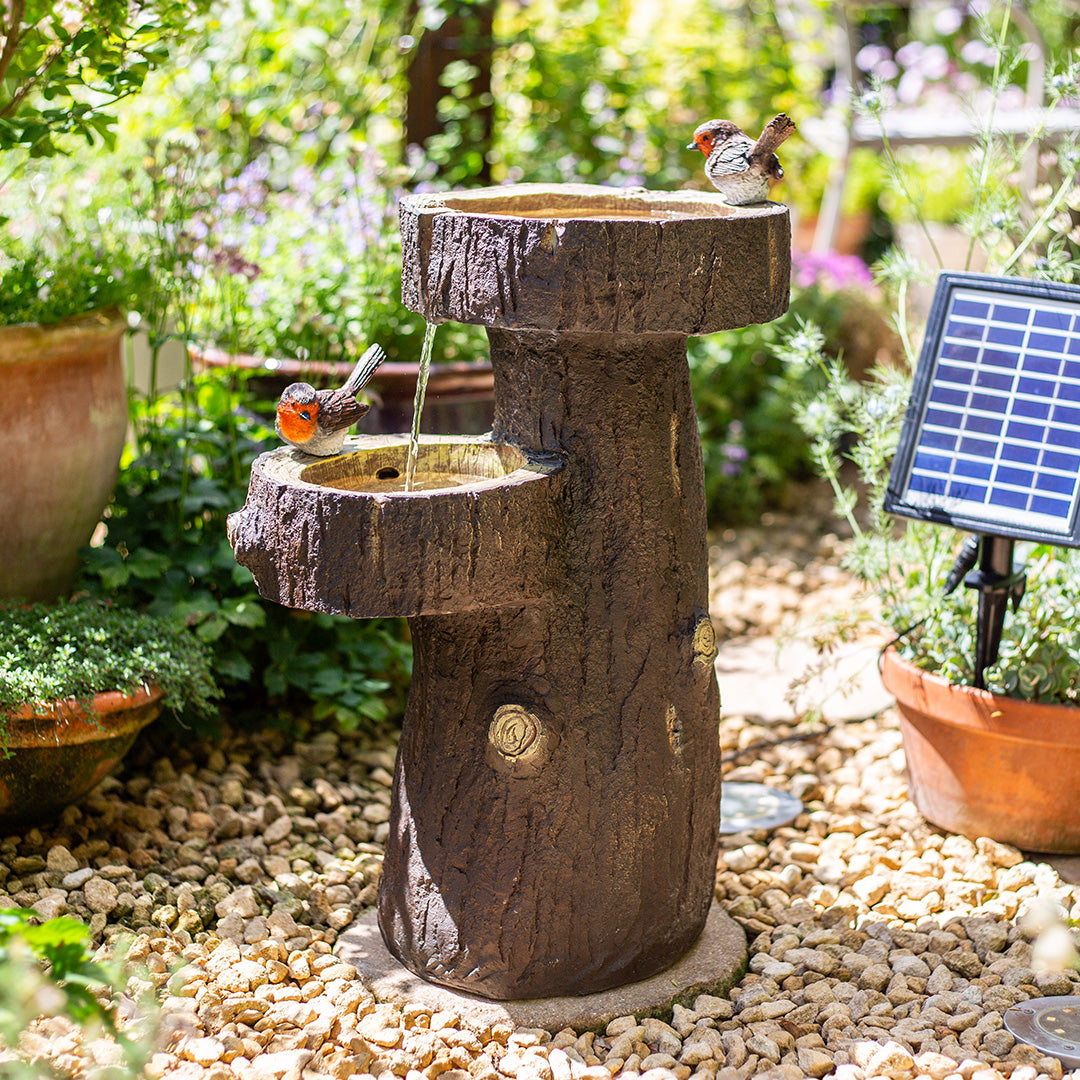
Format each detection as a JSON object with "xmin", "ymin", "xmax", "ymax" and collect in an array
[{"xmin": 3, "ymin": 509, "xmax": 1080, "ymax": 1080}]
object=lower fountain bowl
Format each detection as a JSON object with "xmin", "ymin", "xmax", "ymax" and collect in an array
[{"xmin": 228, "ymin": 434, "xmax": 565, "ymax": 618}]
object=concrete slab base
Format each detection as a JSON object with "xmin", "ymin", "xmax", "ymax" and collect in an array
[{"xmin": 334, "ymin": 902, "xmax": 747, "ymax": 1033}]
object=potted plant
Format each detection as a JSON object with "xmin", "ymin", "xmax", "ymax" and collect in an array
[
  {"xmin": 0, "ymin": 1, "xmax": 205, "ymax": 601},
  {"xmin": 786, "ymin": 33, "xmax": 1080, "ymax": 852},
  {"xmin": 0, "ymin": 597, "xmax": 218, "ymax": 825}
]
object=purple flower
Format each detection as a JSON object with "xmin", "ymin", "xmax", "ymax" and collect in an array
[{"xmin": 792, "ymin": 250, "xmax": 874, "ymax": 291}]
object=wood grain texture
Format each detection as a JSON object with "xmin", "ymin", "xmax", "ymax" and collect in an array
[
  {"xmin": 377, "ymin": 331, "xmax": 724, "ymax": 998},
  {"xmin": 228, "ymin": 436, "xmax": 565, "ymax": 618},
  {"xmin": 400, "ymin": 184, "xmax": 790, "ymax": 334},
  {"xmin": 232, "ymin": 185, "xmax": 790, "ymax": 1000}
]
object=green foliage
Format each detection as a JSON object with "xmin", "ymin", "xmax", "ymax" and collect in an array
[
  {"xmin": 691, "ymin": 254, "xmax": 895, "ymax": 525},
  {"xmin": 491, "ymin": 0, "xmax": 804, "ymax": 189},
  {"xmin": 0, "ymin": 909, "xmax": 155, "ymax": 1078},
  {"xmin": 78, "ymin": 376, "xmax": 412, "ymax": 734},
  {"xmin": 0, "ymin": 596, "xmax": 219, "ymax": 724},
  {"xmin": 135, "ymin": 0, "xmax": 409, "ymax": 170},
  {"xmin": 791, "ymin": 9, "xmax": 1080, "ymax": 703},
  {"xmin": 0, "ymin": 233, "xmax": 143, "ymax": 327},
  {"xmin": 0, "ymin": 0, "xmax": 210, "ymax": 159}
]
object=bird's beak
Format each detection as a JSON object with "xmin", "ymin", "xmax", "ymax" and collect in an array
[{"xmin": 686, "ymin": 141, "xmax": 696, "ymax": 151}]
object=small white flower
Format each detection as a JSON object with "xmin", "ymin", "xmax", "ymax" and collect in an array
[{"xmin": 1032, "ymin": 924, "xmax": 1080, "ymax": 972}]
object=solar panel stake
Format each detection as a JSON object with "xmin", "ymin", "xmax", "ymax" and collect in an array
[{"xmin": 963, "ymin": 534, "xmax": 1027, "ymax": 688}]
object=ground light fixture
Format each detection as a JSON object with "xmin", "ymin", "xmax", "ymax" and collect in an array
[
  {"xmin": 1003, "ymin": 997, "xmax": 1080, "ymax": 1069},
  {"xmin": 718, "ymin": 781, "xmax": 803, "ymax": 834},
  {"xmin": 883, "ymin": 271, "xmax": 1080, "ymax": 687}
]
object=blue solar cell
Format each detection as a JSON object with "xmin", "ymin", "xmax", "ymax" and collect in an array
[
  {"xmin": 1068, "ymin": 338, "xmax": 1080, "ymax": 356},
  {"xmin": 1048, "ymin": 426, "xmax": 1079, "ymax": 448},
  {"xmin": 1036, "ymin": 472, "xmax": 1077, "ymax": 495},
  {"xmin": 1003, "ymin": 443, "xmax": 1040, "ymax": 464},
  {"xmin": 986, "ymin": 326, "xmax": 1025, "ymax": 346},
  {"xmin": 926, "ymin": 406, "xmax": 964, "ymax": 427},
  {"xmin": 976, "ymin": 369, "xmax": 1014, "ymax": 391},
  {"xmin": 1016, "ymin": 373, "xmax": 1057, "ymax": 395},
  {"xmin": 1064, "ymin": 360, "xmax": 1080, "ymax": 378},
  {"xmin": 954, "ymin": 299, "xmax": 990, "ymax": 318},
  {"xmin": 996, "ymin": 465, "xmax": 1035, "ymax": 487},
  {"xmin": 1028, "ymin": 332, "xmax": 1067, "ymax": 354},
  {"xmin": 989, "ymin": 487, "xmax": 1030, "ymax": 510},
  {"xmin": 1043, "ymin": 450, "xmax": 1080, "ymax": 471},
  {"xmin": 937, "ymin": 363, "xmax": 977, "ymax": 384},
  {"xmin": 984, "ymin": 348, "xmax": 1018, "ymax": 368},
  {"xmin": 947, "ymin": 321, "xmax": 984, "ymax": 340},
  {"xmin": 1007, "ymin": 420, "xmax": 1045, "ymax": 442},
  {"xmin": 1030, "ymin": 494, "xmax": 1072, "ymax": 518},
  {"xmin": 930, "ymin": 386, "xmax": 968, "ymax": 408},
  {"xmin": 922, "ymin": 429, "xmax": 958, "ymax": 451},
  {"xmin": 1022, "ymin": 356, "xmax": 1063, "ymax": 378},
  {"xmin": 964, "ymin": 413, "xmax": 1002, "ymax": 435},
  {"xmin": 994, "ymin": 304, "xmax": 1031, "ymax": 324},
  {"xmin": 908, "ymin": 472, "xmax": 946, "ymax": 495},
  {"xmin": 942, "ymin": 341, "xmax": 980, "ymax": 363},
  {"xmin": 914, "ymin": 450, "xmax": 954, "ymax": 474},
  {"xmin": 970, "ymin": 392, "xmax": 1007, "ymax": 413},
  {"xmin": 1013, "ymin": 398, "xmax": 1051, "ymax": 420},
  {"xmin": 1051, "ymin": 403, "xmax": 1080, "ymax": 426},
  {"xmin": 948, "ymin": 481, "xmax": 988, "ymax": 501},
  {"xmin": 954, "ymin": 458, "xmax": 994, "ymax": 480},
  {"xmin": 959, "ymin": 435, "xmax": 997, "ymax": 456},
  {"xmin": 1034, "ymin": 310, "xmax": 1072, "ymax": 330}
]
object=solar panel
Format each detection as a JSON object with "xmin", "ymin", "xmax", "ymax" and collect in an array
[{"xmin": 885, "ymin": 271, "xmax": 1080, "ymax": 547}]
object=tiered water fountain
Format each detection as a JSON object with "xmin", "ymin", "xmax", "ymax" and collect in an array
[{"xmin": 229, "ymin": 183, "xmax": 789, "ymax": 1018}]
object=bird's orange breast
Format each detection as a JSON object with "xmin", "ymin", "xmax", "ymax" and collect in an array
[{"xmin": 276, "ymin": 404, "xmax": 317, "ymax": 444}]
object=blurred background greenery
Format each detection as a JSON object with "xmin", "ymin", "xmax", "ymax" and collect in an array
[{"xmin": 2, "ymin": 0, "xmax": 1078, "ymax": 731}]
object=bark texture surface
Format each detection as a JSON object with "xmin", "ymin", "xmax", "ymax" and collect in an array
[
  {"xmin": 400, "ymin": 184, "xmax": 790, "ymax": 334},
  {"xmin": 378, "ymin": 331, "xmax": 724, "ymax": 998},
  {"xmin": 229, "ymin": 436, "xmax": 564, "ymax": 618},
  {"xmin": 233, "ymin": 184, "xmax": 789, "ymax": 1000}
]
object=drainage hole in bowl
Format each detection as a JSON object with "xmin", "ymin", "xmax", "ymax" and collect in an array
[{"xmin": 375, "ymin": 467, "xmax": 401, "ymax": 480}]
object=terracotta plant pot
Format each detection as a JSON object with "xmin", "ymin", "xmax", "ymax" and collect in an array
[
  {"xmin": 0, "ymin": 312, "xmax": 129, "ymax": 601},
  {"xmin": 880, "ymin": 646, "xmax": 1080, "ymax": 853},
  {"xmin": 0, "ymin": 685, "xmax": 163, "ymax": 826},
  {"xmin": 190, "ymin": 344, "xmax": 495, "ymax": 435}
]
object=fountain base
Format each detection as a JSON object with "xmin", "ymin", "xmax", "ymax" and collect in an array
[{"xmin": 335, "ymin": 902, "xmax": 746, "ymax": 1033}]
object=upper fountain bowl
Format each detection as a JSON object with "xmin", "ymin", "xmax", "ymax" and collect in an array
[{"xmin": 400, "ymin": 183, "xmax": 790, "ymax": 336}]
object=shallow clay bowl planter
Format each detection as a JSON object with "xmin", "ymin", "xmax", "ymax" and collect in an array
[
  {"xmin": 880, "ymin": 646, "xmax": 1080, "ymax": 853},
  {"xmin": 191, "ymin": 344, "xmax": 495, "ymax": 435},
  {"xmin": 0, "ymin": 686, "xmax": 163, "ymax": 826},
  {"xmin": 0, "ymin": 312, "xmax": 129, "ymax": 601}
]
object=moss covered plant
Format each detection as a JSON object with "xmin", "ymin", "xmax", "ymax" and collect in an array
[{"xmin": 0, "ymin": 597, "xmax": 218, "ymax": 727}]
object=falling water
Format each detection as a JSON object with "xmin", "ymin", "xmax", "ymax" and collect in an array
[{"xmin": 404, "ymin": 321, "xmax": 439, "ymax": 491}]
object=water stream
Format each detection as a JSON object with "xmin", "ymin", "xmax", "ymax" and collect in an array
[{"xmin": 404, "ymin": 321, "xmax": 438, "ymax": 491}]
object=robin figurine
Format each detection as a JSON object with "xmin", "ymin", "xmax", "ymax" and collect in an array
[
  {"xmin": 275, "ymin": 342, "xmax": 386, "ymax": 456},
  {"xmin": 689, "ymin": 113, "xmax": 796, "ymax": 206}
]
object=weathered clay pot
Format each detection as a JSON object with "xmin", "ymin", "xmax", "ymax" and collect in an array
[
  {"xmin": 880, "ymin": 646, "xmax": 1080, "ymax": 853},
  {"xmin": 0, "ymin": 685, "xmax": 163, "ymax": 826},
  {"xmin": 0, "ymin": 312, "xmax": 129, "ymax": 601}
]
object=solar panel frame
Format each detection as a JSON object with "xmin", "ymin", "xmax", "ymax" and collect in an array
[{"xmin": 884, "ymin": 271, "xmax": 1080, "ymax": 547}]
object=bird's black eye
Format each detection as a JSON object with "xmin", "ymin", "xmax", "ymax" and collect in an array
[{"xmin": 299, "ymin": 410, "xmax": 312, "ymax": 421}]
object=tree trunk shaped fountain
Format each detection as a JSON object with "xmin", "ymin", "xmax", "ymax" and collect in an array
[{"xmin": 229, "ymin": 183, "xmax": 790, "ymax": 1006}]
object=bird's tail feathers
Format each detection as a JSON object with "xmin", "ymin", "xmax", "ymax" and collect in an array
[
  {"xmin": 752, "ymin": 114, "xmax": 796, "ymax": 158},
  {"xmin": 342, "ymin": 342, "xmax": 387, "ymax": 396}
]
